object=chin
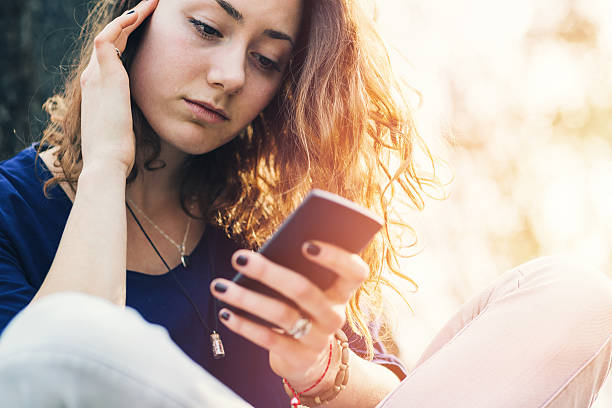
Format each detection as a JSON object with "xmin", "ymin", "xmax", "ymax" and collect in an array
[{"xmin": 159, "ymin": 124, "xmax": 237, "ymax": 157}]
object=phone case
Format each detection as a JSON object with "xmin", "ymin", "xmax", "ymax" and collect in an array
[{"xmin": 224, "ymin": 189, "xmax": 383, "ymax": 328}]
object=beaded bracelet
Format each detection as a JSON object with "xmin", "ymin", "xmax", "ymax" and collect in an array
[{"xmin": 283, "ymin": 329, "xmax": 350, "ymax": 407}]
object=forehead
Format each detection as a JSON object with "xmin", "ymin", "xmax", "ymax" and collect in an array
[{"xmin": 180, "ymin": 0, "xmax": 303, "ymax": 33}]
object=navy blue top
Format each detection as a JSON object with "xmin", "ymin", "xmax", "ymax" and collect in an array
[{"xmin": 0, "ymin": 142, "xmax": 407, "ymax": 407}]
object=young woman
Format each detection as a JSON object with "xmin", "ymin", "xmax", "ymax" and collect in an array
[{"xmin": 1, "ymin": 0, "xmax": 611, "ymax": 407}]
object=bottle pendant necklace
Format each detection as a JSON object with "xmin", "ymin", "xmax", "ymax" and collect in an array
[
  {"xmin": 126, "ymin": 200, "xmax": 225, "ymax": 360},
  {"xmin": 210, "ymin": 331, "xmax": 225, "ymax": 359}
]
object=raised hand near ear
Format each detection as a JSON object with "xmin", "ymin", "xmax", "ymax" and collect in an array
[{"xmin": 79, "ymin": 0, "xmax": 159, "ymax": 177}]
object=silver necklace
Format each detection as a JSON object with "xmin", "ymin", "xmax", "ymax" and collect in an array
[
  {"xmin": 125, "ymin": 199, "xmax": 225, "ymax": 359},
  {"xmin": 126, "ymin": 197, "xmax": 193, "ymax": 268}
]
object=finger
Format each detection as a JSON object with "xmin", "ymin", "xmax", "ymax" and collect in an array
[
  {"xmin": 94, "ymin": 0, "xmax": 159, "ymax": 69},
  {"xmin": 230, "ymin": 251, "xmax": 345, "ymax": 333},
  {"xmin": 114, "ymin": 0, "xmax": 160, "ymax": 50},
  {"xmin": 211, "ymin": 278, "xmax": 301, "ymax": 331},
  {"xmin": 218, "ymin": 308, "xmax": 328, "ymax": 369},
  {"xmin": 302, "ymin": 240, "xmax": 370, "ymax": 303},
  {"xmin": 94, "ymin": 12, "xmax": 139, "ymax": 69},
  {"xmin": 210, "ymin": 279, "xmax": 328, "ymax": 349}
]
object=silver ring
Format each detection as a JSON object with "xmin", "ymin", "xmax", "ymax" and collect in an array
[
  {"xmin": 287, "ymin": 317, "xmax": 312, "ymax": 340},
  {"xmin": 115, "ymin": 48, "xmax": 122, "ymax": 59}
]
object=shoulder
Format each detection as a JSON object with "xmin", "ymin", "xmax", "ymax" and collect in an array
[
  {"xmin": 0, "ymin": 144, "xmax": 70, "ymax": 285},
  {"xmin": 0, "ymin": 144, "xmax": 40, "ymax": 207},
  {"xmin": 0, "ymin": 142, "xmax": 69, "ymax": 231},
  {"xmin": 0, "ymin": 146, "xmax": 36, "ymax": 231},
  {"xmin": 1, "ymin": 141, "xmax": 67, "ymax": 195}
]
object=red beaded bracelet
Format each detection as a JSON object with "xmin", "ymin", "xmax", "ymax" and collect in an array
[
  {"xmin": 283, "ymin": 342, "xmax": 333, "ymax": 408},
  {"xmin": 282, "ymin": 329, "xmax": 350, "ymax": 408}
]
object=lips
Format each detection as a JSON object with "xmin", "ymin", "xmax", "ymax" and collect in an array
[{"xmin": 184, "ymin": 99, "xmax": 229, "ymax": 120}]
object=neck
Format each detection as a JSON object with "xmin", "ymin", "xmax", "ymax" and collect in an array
[{"xmin": 126, "ymin": 138, "xmax": 189, "ymax": 217}]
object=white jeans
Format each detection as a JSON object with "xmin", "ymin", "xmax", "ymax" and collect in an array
[
  {"xmin": 0, "ymin": 292, "xmax": 252, "ymax": 408},
  {"xmin": 1, "ymin": 256, "xmax": 611, "ymax": 407},
  {"xmin": 377, "ymin": 256, "xmax": 612, "ymax": 408}
]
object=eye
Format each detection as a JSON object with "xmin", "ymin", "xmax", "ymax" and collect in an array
[
  {"xmin": 189, "ymin": 18, "xmax": 222, "ymax": 39},
  {"xmin": 252, "ymin": 53, "xmax": 281, "ymax": 72}
]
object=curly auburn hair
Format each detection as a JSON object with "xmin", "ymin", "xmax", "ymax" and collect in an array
[{"xmin": 38, "ymin": 0, "xmax": 444, "ymax": 359}]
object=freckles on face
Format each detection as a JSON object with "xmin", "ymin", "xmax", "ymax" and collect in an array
[
  {"xmin": 128, "ymin": 0, "xmax": 303, "ymax": 155},
  {"xmin": 129, "ymin": 3, "xmax": 216, "ymax": 151}
]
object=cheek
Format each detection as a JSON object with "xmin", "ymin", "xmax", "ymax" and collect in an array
[
  {"xmin": 223, "ymin": 81, "xmax": 280, "ymax": 142},
  {"xmin": 129, "ymin": 20, "xmax": 196, "ymax": 103},
  {"xmin": 241, "ymin": 79, "xmax": 283, "ymax": 118}
]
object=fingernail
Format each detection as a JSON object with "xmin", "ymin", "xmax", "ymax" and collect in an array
[
  {"xmin": 306, "ymin": 242, "xmax": 320, "ymax": 256},
  {"xmin": 236, "ymin": 255, "xmax": 248, "ymax": 266},
  {"xmin": 214, "ymin": 282, "xmax": 227, "ymax": 293},
  {"xmin": 127, "ymin": 10, "xmax": 135, "ymax": 14},
  {"xmin": 220, "ymin": 311, "xmax": 231, "ymax": 321}
]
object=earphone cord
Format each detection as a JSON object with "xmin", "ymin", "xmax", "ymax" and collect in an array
[{"xmin": 125, "ymin": 201, "xmax": 218, "ymax": 333}]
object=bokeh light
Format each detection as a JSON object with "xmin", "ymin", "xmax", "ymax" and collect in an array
[{"xmin": 375, "ymin": 1, "xmax": 612, "ymax": 405}]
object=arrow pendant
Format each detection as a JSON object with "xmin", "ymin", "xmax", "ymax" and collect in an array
[{"xmin": 181, "ymin": 254, "xmax": 190, "ymax": 268}]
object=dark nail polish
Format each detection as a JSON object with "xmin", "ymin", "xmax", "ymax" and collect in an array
[
  {"xmin": 306, "ymin": 242, "xmax": 320, "ymax": 256},
  {"xmin": 220, "ymin": 311, "xmax": 231, "ymax": 321},
  {"xmin": 236, "ymin": 255, "xmax": 248, "ymax": 266},
  {"xmin": 214, "ymin": 282, "xmax": 227, "ymax": 293},
  {"xmin": 127, "ymin": 10, "xmax": 135, "ymax": 14}
]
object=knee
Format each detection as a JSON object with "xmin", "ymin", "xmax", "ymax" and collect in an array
[
  {"xmin": 0, "ymin": 291, "xmax": 161, "ymax": 355},
  {"xmin": 516, "ymin": 255, "xmax": 612, "ymax": 342},
  {"xmin": 518, "ymin": 255, "xmax": 612, "ymax": 301}
]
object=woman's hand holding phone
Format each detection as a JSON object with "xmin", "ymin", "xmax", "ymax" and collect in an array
[
  {"xmin": 210, "ymin": 240, "xmax": 370, "ymax": 388},
  {"xmin": 210, "ymin": 190, "xmax": 383, "ymax": 392},
  {"xmin": 79, "ymin": 0, "xmax": 158, "ymax": 176}
]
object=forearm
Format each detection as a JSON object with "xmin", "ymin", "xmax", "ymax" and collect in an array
[
  {"xmin": 292, "ymin": 348, "xmax": 401, "ymax": 408},
  {"xmin": 32, "ymin": 163, "xmax": 128, "ymax": 306}
]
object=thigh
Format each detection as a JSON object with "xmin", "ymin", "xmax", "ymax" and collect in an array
[
  {"xmin": 0, "ymin": 292, "xmax": 252, "ymax": 408},
  {"xmin": 378, "ymin": 256, "xmax": 612, "ymax": 408}
]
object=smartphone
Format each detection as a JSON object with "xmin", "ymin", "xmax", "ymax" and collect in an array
[{"xmin": 223, "ymin": 189, "xmax": 384, "ymax": 327}]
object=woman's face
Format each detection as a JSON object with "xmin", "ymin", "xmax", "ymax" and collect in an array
[{"xmin": 129, "ymin": 0, "xmax": 303, "ymax": 155}]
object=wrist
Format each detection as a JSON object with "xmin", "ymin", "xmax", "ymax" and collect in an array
[
  {"xmin": 282, "ymin": 330, "xmax": 350, "ymax": 406},
  {"xmin": 80, "ymin": 160, "xmax": 130, "ymax": 181},
  {"xmin": 76, "ymin": 162, "xmax": 128, "ymax": 204},
  {"xmin": 285, "ymin": 340, "xmax": 337, "ymax": 393}
]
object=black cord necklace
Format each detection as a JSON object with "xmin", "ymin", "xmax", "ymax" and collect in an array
[{"xmin": 125, "ymin": 201, "xmax": 225, "ymax": 359}]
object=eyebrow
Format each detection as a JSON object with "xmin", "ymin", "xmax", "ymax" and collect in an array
[
  {"xmin": 214, "ymin": 0, "xmax": 295, "ymax": 47},
  {"xmin": 215, "ymin": 0, "xmax": 243, "ymax": 22},
  {"xmin": 263, "ymin": 29, "xmax": 295, "ymax": 47}
]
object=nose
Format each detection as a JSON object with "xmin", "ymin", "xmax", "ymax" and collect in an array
[{"xmin": 206, "ymin": 46, "xmax": 246, "ymax": 96}]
